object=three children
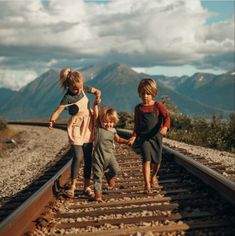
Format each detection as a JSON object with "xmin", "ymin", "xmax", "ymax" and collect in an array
[{"xmin": 49, "ymin": 70, "xmax": 170, "ymax": 200}]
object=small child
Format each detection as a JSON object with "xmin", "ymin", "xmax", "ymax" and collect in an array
[
  {"xmin": 92, "ymin": 106, "xmax": 129, "ymax": 201},
  {"xmin": 49, "ymin": 68, "xmax": 101, "ymax": 198},
  {"xmin": 128, "ymin": 78, "xmax": 170, "ymax": 193}
]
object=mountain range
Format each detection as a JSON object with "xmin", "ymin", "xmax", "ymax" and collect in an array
[{"xmin": 0, "ymin": 63, "xmax": 234, "ymax": 120}]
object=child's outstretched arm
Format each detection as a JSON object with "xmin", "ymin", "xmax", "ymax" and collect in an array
[
  {"xmin": 48, "ymin": 105, "xmax": 65, "ymax": 129},
  {"xmin": 114, "ymin": 134, "xmax": 129, "ymax": 145}
]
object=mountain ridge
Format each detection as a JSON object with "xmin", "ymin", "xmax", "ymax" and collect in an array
[{"xmin": 0, "ymin": 63, "xmax": 233, "ymax": 119}]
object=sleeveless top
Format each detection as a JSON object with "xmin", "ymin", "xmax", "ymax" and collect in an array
[
  {"xmin": 133, "ymin": 103, "xmax": 163, "ymax": 160},
  {"xmin": 93, "ymin": 127, "xmax": 116, "ymax": 166},
  {"xmin": 66, "ymin": 91, "xmax": 94, "ymax": 145}
]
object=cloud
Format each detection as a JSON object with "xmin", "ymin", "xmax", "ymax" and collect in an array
[
  {"xmin": 0, "ymin": 69, "xmax": 38, "ymax": 90},
  {"xmin": 0, "ymin": 0, "xmax": 234, "ymax": 89}
]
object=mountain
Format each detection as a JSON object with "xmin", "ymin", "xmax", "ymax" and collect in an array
[
  {"xmin": 86, "ymin": 63, "xmax": 227, "ymax": 115},
  {"xmin": 155, "ymin": 72, "xmax": 235, "ymax": 111},
  {"xmin": 0, "ymin": 88, "xmax": 16, "ymax": 112},
  {"xmin": 0, "ymin": 69, "xmax": 64, "ymax": 119},
  {"xmin": 0, "ymin": 63, "xmax": 233, "ymax": 120},
  {"xmin": 86, "ymin": 63, "xmax": 143, "ymax": 111}
]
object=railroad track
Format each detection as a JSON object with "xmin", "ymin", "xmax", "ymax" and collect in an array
[{"xmin": 0, "ymin": 123, "xmax": 235, "ymax": 236}]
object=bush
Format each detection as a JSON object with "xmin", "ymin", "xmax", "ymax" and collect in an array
[
  {"xmin": 118, "ymin": 110, "xmax": 235, "ymax": 153},
  {"xmin": 117, "ymin": 112, "xmax": 134, "ymax": 129},
  {"xmin": 0, "ymin": 117, "xmax": 8, "ymax": 130}
]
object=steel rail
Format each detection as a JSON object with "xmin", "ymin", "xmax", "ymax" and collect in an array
[
  {"xmin": 117, "ymin": 128, "xmax": 235, "ymax": 206},
  {"xmin": 1, "ymin": 123, "xmax": 234, "ymax": 236},
  {"xmin": 164, "ymin": 145, "xmax": 235, "ymax": 206},
  {"xmin": 0, "ymin": 159, "xmax": 71, "ymax": 236},
  {"xmin": 0, "ymin": 122, "xmax": 70, "ymax": 236}
]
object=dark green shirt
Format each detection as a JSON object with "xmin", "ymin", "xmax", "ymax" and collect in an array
[{"xmin": 60, "ymin": 86, "xmax": 92, "ymax": 105}]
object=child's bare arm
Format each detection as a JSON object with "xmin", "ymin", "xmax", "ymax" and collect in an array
[
  {"xmin": 48, "ymin": 105, "xmax": 65, "ymax": 129},
  {"xmin": 93, "ymin": 102, "xmax": 99, "ymax": 120},
  {"xmin": 90, "ymin": 87, "xmax": 101, "ymax": 105},
  {"xmin": 114, "ymin": 134, "xmax": 129, "ymax": 144}
]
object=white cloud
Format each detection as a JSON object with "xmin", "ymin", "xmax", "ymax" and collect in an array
[
  {"xmin": 0, "ymin": 0, "xmax": 234, "ymax": 90},
  {"xmin": 0, "ymin": 70, "xmax": 38, "ymax": 90}
]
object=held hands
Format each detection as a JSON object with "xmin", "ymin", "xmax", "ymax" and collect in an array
[
  {"xmin": 127, "ymin": 137, "xmax": 136, "ymax": 146},
  {"xmin": 160, "ymin": 126, "xmax": 168, "ymax": 136},
  {"xmin": 48, "ymin": 121, "xmax": 54, "ymax": 130}
]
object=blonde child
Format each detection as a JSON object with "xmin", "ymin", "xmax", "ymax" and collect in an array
[
  {"xmin": 128, "ymin": 78, "xmax": 170, "ymax": 193},
  {"xmin": 92, "ymin": 106, "xmax": 129, "ymax": 201},
  {"xmin": 48, "ymin": 68, "xmax": 101, "ymax": 198}
]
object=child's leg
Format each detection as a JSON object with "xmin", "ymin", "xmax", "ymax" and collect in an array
[
  {"xmin": 71, "ymin": 145, "xmax": 83, "ymax": 181},
  {"xmin": 141, "ymin": 141, "xmax": 152, "ymax": 192},
  {"xmin": 66, "ymin": 145, "xmax": 83, "ymax": 197},
  {"xmin": 105, "ymin": 158, "xmax": 121, "ymax": 188},
  {"xmin": 83, "ymin": 143, "xmax": 93, "ymax": 195},
  {"xmin": 92, "ymin": 158, "xmax": 104, "ymax": 201},
  {"xmin": 143, "ymin": 160, "xmax": 151, "ymax": 192},
  {"xmin": 151, "ymin": 163, "xmax": 160, "ymax": 187}
]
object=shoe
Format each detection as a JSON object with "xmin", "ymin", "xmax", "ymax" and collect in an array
[
  {"xmin": 64, "ymin": 186, "xmax": 75, "ymax": 198},
  {"xmin": 107, "ymin": 178, "xmax": 116, "ymax": 188},
  {"xmin": 95, "ymin": 192, "xmax": 103, "ymax": 202},
  {"xmin": 84, "ymin": 187, "xmax": 94, "ymax": 197}
]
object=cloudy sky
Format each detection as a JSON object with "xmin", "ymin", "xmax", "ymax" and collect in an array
[{"xmin": 0, "ymin": 0, "xmax": 234, "ymax": 90}]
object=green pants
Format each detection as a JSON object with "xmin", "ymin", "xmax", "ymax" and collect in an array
[{"xmin": 92, "ymin": 155, "xmax": 120, "ymax": 192}]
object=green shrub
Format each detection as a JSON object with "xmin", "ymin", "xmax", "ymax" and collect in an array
[
  {"xmin": 117, "ymin": 112, "xmax": 134, "ymax": 129},
  {"xmin": 118, "ymin": 110, "xmax": 235, "ymax": 153}
]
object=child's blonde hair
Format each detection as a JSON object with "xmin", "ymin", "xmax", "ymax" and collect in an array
[
  {"xmin": 138, "ymin": 78, "xmax": 157, "ymax": 97},
  {"xmin": 60, "ymin": 68, "xmax": 84, "ymax": 90},
  {"xmin": 98, "ymin": 107, "xmax": 119, "ymax": 126}
]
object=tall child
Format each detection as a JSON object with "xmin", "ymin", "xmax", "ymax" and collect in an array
[
  {"xmin": 48, "ymin": 68, "xmax": 101, "ymax": 198},
  {"xmin": 92, "ymin": 106, "xmax": 129, "ymax": 201},
  {"xmin": 128, "ymin": 78, "xmax": 170, "ymax": 193}
]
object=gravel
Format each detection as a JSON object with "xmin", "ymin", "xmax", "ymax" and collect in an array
[
  {"xmin": 0, "ymin": 125, "xmax": 68, "ymax": 201},
  {"xmin": 0, "ymin": 125, "xmax": 234, "ymax": 202},
  {"xmin": 163, "ymin": 138, "xmax": 235, "ymax": 179}
]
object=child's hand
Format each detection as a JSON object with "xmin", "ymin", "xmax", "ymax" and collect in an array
[
  {"xmin": 160, "ymin": 126, "xmax": 168, "ymax": 136},
  {"xmin": 127, "ymin": 137, "xmax": 136, "ymax": 146},
  {"xmin": 48, "ymin": 121, "xmax": 54, "ymax": 130}
]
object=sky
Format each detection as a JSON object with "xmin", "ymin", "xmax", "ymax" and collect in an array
[{"xmin": 0, "ymin": 0, "xmax": 234, "ymax": 90}]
